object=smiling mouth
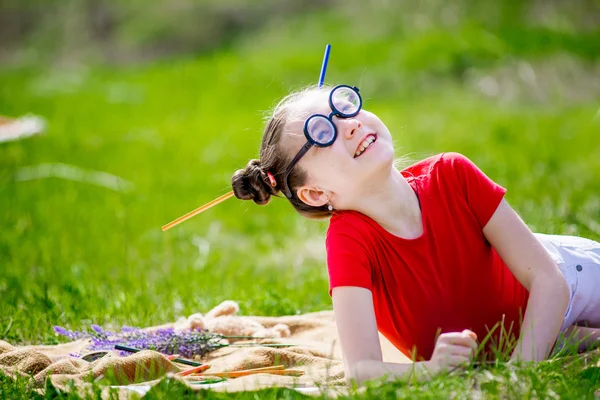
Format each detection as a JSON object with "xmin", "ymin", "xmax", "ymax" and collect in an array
[{"xmin": 354, "ymin": 134, "xmax": 377, "ymax": 158}]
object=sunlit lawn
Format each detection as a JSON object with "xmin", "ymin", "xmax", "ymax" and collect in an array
[{"xmin": 1, "ymin": 1, "xmax": 599, "ymax": 397}]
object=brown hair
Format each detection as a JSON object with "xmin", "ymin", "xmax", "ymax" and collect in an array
[{"xmin": 231, "ymin": 85, "xmax": 333, "ymax": 219}]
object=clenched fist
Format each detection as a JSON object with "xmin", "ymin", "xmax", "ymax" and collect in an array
[{"xmin": 429, "ymin": 330, "xmax": 478, "ymax": 373}]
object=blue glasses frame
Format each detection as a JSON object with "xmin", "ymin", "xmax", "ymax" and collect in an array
[{"xmin": 282, "ymin": 84, "xmax": 362, "ymax": 199}]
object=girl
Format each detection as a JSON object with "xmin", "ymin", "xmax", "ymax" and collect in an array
[{"xmin": 230, "ymin": 84, "xmax": 600, "ymax": 385}]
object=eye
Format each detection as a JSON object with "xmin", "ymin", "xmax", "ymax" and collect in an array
[
  {"xmin": 317, "ymin": 130, "xmax": 329, "ymax": 142},
  {"xmin": 337, "ymin": 101, "xmax": 356, "ymax": 114}
]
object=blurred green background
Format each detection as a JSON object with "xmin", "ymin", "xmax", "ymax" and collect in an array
[{"xmin": 1, "ymin": 0, "xmax": 599, "ymax": 345}]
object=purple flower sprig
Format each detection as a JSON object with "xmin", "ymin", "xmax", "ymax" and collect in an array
[{"xmin": 54, "ymin": 324, "xmax": 224, "ymax": 358}]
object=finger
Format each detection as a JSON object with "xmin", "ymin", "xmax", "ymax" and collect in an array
[
  {"xmin": 439, "ymin": 331, "xmax": 476, "ymax": 342},
  {"xmin": 439, "ymin": 330, "xmax": 478, "ymax": 342},
  {"xmin": 437, "ymin": 332, "xmax": 468, "ymax": 343},
  {"xmin": 444, "ymin": 355, "xmax": 471, "ymax": 368},
  {"xmin": 461, "ymin": 337, "xmax": 478, "ymax": 352},
  {"xmin": 448, "ymin": 345, "xmax": 474, "ymax": 358},
  {"xmin": 462, "ymin": 329, "xmax": 478, "ymax": 341},
  {"xmin": 440, "ymin": 335, "xmax": 478, "ymax": 350}
]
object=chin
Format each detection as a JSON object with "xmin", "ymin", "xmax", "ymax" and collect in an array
[
  {"xmin": 356, "ymin": 148, "xmax": 395, "ymax": 182},
  {"xmin": 375, "ymin": 149, "xmax": 396, "ymax": 172},
  {"xmin": 371, "ymin": 141, "xmax": 395, "ymax": 168}
]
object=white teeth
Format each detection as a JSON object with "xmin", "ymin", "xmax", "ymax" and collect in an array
[{"xmin": 354, "ymin": 135, "xmax": 377, "ymax": 157}]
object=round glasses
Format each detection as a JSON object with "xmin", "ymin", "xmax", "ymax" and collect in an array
[{"xmin": 282, "ymin": 85, "xmax": 362, "ymax": 199}]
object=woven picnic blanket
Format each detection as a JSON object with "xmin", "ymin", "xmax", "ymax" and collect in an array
[{"xmin": 0, "ymin": 310, "xmax": 409, "ymax": 398}]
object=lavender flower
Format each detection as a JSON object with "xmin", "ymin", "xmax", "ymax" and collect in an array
[
  {"xmin": 54, "ymin": 324, "xmax": 224, "ymax": 358},
  {"xmin": 91, "ymin": 324, "xmax": 106, "ymax": 337},
  {"xmin": 53, "ymin": 326, "xmax": 88, "ymax": 340}
]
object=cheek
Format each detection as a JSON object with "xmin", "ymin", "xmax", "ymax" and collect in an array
[
  {"xmin": 302, "ymin": 148, "xmax": 349, "ymax": 184},
  {"xmin": 360, "ymin": 109, "xmax": 380, "ymax": 121},
  {"xmin": 360, "ymin": 110, "xmax": 388, "ymax": 131}
]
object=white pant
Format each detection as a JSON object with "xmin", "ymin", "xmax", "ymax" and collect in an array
[{"xmin": 535, "ymin": 233, "xmax": 600, "ymax": 330}]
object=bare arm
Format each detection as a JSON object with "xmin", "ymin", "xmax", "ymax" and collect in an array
[
  {"xmin": 482, "ymin": 199, "xmax": 570, "ymax": 361},
  {"xmin": 561, "ymin": 325, "xmax": 600, "ymax": 353},
  {"xmin": 332, "ymin": 286, "xmax": 477, "ymax": 386}
]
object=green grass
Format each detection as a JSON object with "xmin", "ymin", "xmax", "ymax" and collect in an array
[{"xmin": 1, "ymin": 0, "xmax": 600, "ymax": 397}]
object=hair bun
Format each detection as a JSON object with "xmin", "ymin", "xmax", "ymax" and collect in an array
[{"xmin": 231, "ymin": 159, "xmax": 278, "ymax": 205}]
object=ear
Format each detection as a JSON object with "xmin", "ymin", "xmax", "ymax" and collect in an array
[{"xmin": 296, "ymin": 186, "xmax": 330, "ymax": 208}]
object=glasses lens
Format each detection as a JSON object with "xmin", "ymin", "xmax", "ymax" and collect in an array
[
  {"xmin": 306, "ymin": 116, "xmax": 336, "ymax": 145},
  {"xmin": 331, "ymin": 87, "xmax": 360, "ymax": 117}
]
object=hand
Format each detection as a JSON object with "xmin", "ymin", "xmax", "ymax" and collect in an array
[{"xmin": 428, "ymin": 330, "xmax": 478, "ymax": 374}]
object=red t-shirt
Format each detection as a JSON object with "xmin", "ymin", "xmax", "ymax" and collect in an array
[{"xmin": 326, "ymin": 152, "xmax": 529, "ymax": 361}]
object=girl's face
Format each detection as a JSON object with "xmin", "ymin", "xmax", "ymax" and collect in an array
[{"xmin": 283, "ymin": 92, "xmax": 396, "ymax": 207}]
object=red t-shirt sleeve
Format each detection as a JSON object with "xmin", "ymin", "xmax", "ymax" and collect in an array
[
  {"xmin": 326, "ymin": 215, "xmax": 373, "ymax": 296},
  {"xmin": 443, "ymin": 152, "xmax": 506, "ymax": 229}
]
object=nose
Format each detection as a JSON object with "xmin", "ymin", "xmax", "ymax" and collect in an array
[{"xmin": 336, "ymin": 117, "xmax": 362, "ymax": 140}]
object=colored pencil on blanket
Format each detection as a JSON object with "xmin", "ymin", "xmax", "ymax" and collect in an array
[
  {"xmin": 192, "ymin": 364, "xmax": 281, "ymax": 377},
  {"xmin": 188, "ymin": 377, "xmax": 227, "ymax": 385},
  {"xmin": 190, "ymin": 365, "xmax": 283, "ymax": 377},
  {"xmin": 226, "ymin": 365, "xmax": 285, "ymax": 372},
  {"xmin": 222, "ymin": 343, "xmax": 297, "ymax": 348},
  {"xmin": 114, "ymin": 344, "xmax": 204, "ymax": 367},
  {"xmin": 176, "ymin": 364, "xmax": 211, "ymax": 376},
  {"xmin": 195, "ymin": 365, "xmax": 304, "ymax": 378},
  {"xmin": 259, "ymin": 369, "xmax": 304, "ymax": 377},
  {"xmin": 197, "ymin": 369, "xmax": 304, "ymax": 378}
]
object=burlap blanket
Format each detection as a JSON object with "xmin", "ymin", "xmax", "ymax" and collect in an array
[{"xmin": 0, "ymin": 310, "xmax": 410, "ymax": 398}]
